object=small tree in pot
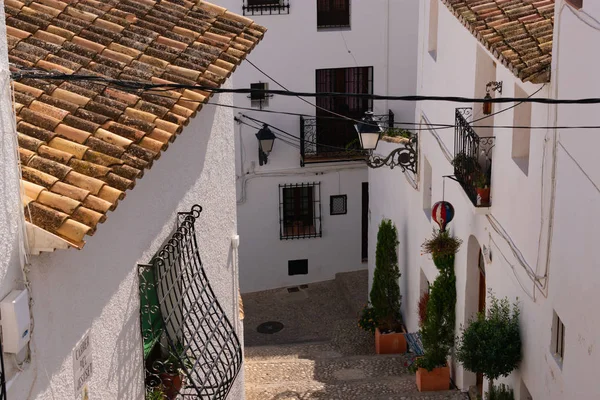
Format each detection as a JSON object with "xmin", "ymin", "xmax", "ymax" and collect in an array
[
  {"xmin": 456, "ymin": 293, "xmax": 522, "ymax": 393},
  {"xmin": 360, "ymin": 219, "xmax": 406, "ymax": 354}
]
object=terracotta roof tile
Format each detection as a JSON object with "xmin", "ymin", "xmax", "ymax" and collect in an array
[
  {"xmin": 9, "ymin": 0, "xmax": 266, "ymax": 249},
  {"xmin": 442, "ymin": 0, "xmax": 554, "ymax": 83}
]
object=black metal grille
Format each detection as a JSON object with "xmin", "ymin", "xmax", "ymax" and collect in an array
[
  {"xmin": 279, "ymin": 183, "xmax": 322, "ymax": 239},
  {"xmin": 0, "ymin": 338, "xmax": 6, "ymax": 400},
  {"xmin": 138, "ymin": 205, "xmax": 242, "ymax": 400},
  {"xmin": 330, "ymin": 195, "xmax": 347, "ymax": 215},
  {"xmin": 317, "ymin": 0, "xmax": 350, "ymax": 28},
  {"xmin": 243, "ymin": 0, "xmax": 289, "ymax": 15},
  {"xmin": 453, "ymin": 108, "xmax": 495, "ymax": 207},
  {"xmin": 300, "ymin": 110, "xmax": 393, "ymax": 166}
]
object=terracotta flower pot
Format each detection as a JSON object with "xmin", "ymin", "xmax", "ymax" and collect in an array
[
  {"xmin": 416, "ymin": 364, "xmax": 450, "ymax": 392},
  {"xmin": 160, "ymin": 372, "xmax": 183, "ymax": 400},
  {"xmin": 476, "ymin": 187, "xmax": 490, "ymax": 206},
  {"xmin": 375, "ymin": 327, "xmax": 407, "ymax": 354}
]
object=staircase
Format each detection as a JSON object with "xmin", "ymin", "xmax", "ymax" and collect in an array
[{"xmin": 243, "ymin": 270, "xmax": 467, "ymax": 400}]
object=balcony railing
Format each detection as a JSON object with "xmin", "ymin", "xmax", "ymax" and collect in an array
[
  {"xmin": 453, "ymin": 108, "xmax": 494, "ymax": 207},
  {"xmin": 300, "ymin": 110, "xmax": 394, "ymax": 166},
  {"xmin": 139, "ymin": 205, "xmax": 242, "ymax": 400}
]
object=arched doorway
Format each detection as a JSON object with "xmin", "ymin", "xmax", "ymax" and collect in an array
[{"xmin": 463, "ymin": 236, "xmax": 486, "ymax": 395}]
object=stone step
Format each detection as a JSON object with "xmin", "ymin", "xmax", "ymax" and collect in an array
[
  {"xmin": 245, "ymin": 353, "xmax": 412, "ymax": 385},
  {"xmin": 245, "ymin": 341, "xmax": 342, "ymax": 362},
  {"xmin": 246, "ymin": 376, "xmax": 466, "ymax": 400}
]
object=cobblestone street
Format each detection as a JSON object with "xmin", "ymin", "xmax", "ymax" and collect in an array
[{"xmin": 242, "ymin": 271, "xmax": 468, "ymax": 400}]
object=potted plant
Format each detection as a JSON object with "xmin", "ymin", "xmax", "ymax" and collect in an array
[
  {"xmin": 360, "ymin": 219, "xmax": 406, "ymax": 354},
  {"xmin": 456, "ymin": 293, "xmax": 521, "ymax": 396},
  {"xmin": 147, "ymin": 387, "xmax": 166, "ymax": 400},
  {"xmin": 452, "ymin": 152, "xmax": 479, "ymax": 183},
  {"xmin": 413, "ymin": 228, "xmax": 461, "ymax": 391},
  {"xmin": 159, "ymin": 346, "xmax": 194, "ymax": 400},
  {"xmin": 474, "ymin": 171, "xmax": 490, "ymax": 206}
]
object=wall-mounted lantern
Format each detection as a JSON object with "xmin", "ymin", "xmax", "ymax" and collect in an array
[
  {"xmin": 354, "ymin": 111, "xmax": 418, "ymax": 173},
  {"xmin": 483, "ymin": 81, "xmax": 503, "ymax": 115},
  {"xmin": 256, "ymin": 124, "xmax": 276, "ymax": 166}
]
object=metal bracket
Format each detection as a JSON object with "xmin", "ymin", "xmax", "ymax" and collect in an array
[
  {"xmin": 486, "ymin": 81, "xmax": 503, "ymax": 94},
  {"xmin": 366, "ymin": 136, "xmax": 418, "ymax": 174}
]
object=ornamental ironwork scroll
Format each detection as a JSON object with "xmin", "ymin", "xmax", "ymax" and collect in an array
[
  {"xmin": 138, "ymin": 205, "xmax": 242, "ymax": 400},
  {"xmin": 366, "ymin": 135, "xmax": 418, "ymax": 174}
]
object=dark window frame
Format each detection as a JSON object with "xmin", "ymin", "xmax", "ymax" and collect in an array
[
  {"xmin": 330, "ymin": 194, "xmax": 347, "ymax": 215},
  {"xmin": 554, "ymin": 313, "xmax": 565, "ymax": 362},
  {"xmin": 243, "ymin": 0, "xmax": 290, "ymax": 15},
  {"xmin": 250, "ymin": 82, "xmax": 271, "ymax": 109},
  {"xmin": 317, "ymin": 0, "xmax": 351, "ymax": 29},
  {"xmin": 566, "ymin": 0, "xmax": 583, "ymax": 9},
  {"xmin": 279, "ymin": 183, "xmax": 322, "ymax": 240}
]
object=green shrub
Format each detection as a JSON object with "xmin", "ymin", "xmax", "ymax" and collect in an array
[
  {"xmin": 487, "ymin": 383, "xmax": 515, "ymax": 400},
  {"xmin": 456, "ymin": 293, "xmax": 521, "ymax": 387},
  {"xmin": 358, "ymin": 305, "xmax": 378, "ymax": 333},
  {"xmin": 369, "ymin": 219, "xmax": 402, "ymax": 332}
]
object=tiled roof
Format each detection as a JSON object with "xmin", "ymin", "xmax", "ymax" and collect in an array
[
  {"xmin": 6, "ymin": 0, "xmax": 266, "ymax": 249},
  {"xmin": 442, "ymin": 0, "xmax": 554, "ymax": 83}
]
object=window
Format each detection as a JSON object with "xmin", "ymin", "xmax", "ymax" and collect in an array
[
  {"xmin": 250, "ymin": 82, "xmax": 271, "ymax": 109},
  {"xmin": 243, "ymin": 0, "xmax": 290, "ymax": 15},
  {"xmin": 551, "ymin": 311, "xmax": 565, "ymax": 366},
  {"xmin": 330, "ymin": 194, "xmax": 347, "ymax": 215},
  {"xmin": 279, "ymin": 183, "xmax": 322, "ymax": 239},
  {"xmin": 315, "ymin": 66, "xmax": 373, "ymax": 153},
  {"xmin": 428, "ymin": 0, "xmax": 439, "ymax": 59},
  {"xmin": 423, "ymin": 157, "xmax": 432, "ymax": 220},
  {"xmin": 512, "ymin": 84, "xmax": 531, "ymax": 175},
  {"xmin": 288, "ymin": 259, "xmax": 308, "ymax": 275},
  {"xmin": 566, "ymin": 0, "xmax": 583, "ymax": 9},
  {"xmin": 317, "ymin": 0, "xmax": 350, "ymax": 29}
]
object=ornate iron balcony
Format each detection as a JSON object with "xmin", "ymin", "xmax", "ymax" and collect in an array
[
  {"xmin": 139, "ymin": 205, "xmax": 242, "ymax": 400},
  {"xmin": 243, "ymin": 0, "xmax": 290, "ymax": 15},
  {"xmin": 453, "ymin": 108, "xmax": 495, "ymax": 208},
  {"xmin": 300, "ymin": 110, "xmax": 394, "ymax": 166}
]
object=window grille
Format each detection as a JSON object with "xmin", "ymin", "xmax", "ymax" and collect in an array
[
  {"xmin": 330, "ymin": 195, "xmax": 347, "ymax": 215},
  {"xmin": 279, "ymin": 183, "xmax": 322, "ymax": 240},
  {"xmin": 138, "ymin": 205, "xmax": 242, "ymax": 400},
  {"xmin": 317, "ymin": 0, "xmax": 350, "ymax": 29},
  {"xmin": 243, "ymin": 0, "xmax": 290, "ymax": 15},
  {"xmin": 250, "ymin": 82, "xmax": 271, "ymax": 109}
]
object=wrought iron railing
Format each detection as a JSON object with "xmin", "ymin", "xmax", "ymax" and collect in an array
[
  {"xmin": 242, "ymin": 0, "xmax": 289, "ymax": 15},
  {"xmin": 139, "ymin": 205, "xmax": 242, "ymax": 400},
  {"xmin": 453, "ymin": 108, "xmax": 494, "ymax": 207},
  {"xmin": 300, "ymin": 110, "xmax": 394, "ymax": 166}
]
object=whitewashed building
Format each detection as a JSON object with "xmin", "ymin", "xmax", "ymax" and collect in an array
[
  {"xmin": 217, "ymin": 0, "xmax": 420, "ymax": 293},
  {"xmin": 0, "ymin": 1, "xmax": 264, "ymax": 399},
  {"xmin": 369, "ymin": 0, "xmax": 600, "ymax": 399}
]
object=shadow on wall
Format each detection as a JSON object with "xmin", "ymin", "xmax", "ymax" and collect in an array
[{"xmin": 18, "ymin": 104, "xmax": 221, "ymax": 399}]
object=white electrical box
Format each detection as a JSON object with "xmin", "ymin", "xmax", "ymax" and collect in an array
[{"xmin": 0, "ymin": 289, "xmax": 31, "ymax": 354}]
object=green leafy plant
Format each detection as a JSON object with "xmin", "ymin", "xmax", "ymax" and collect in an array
[
  {"xmin": 456, "ymin": 293, "xmax": 522, "ymax": 388},
  {"xmin": 385, "ymin": 127, "xmax": 412, "ymax": 139},
  {"xmin": 369, "ymin": 219, "xmax": 402, "ymax": 332},
  {"xmin": 421, "ymin": 229, "xmax": 463, "ymax": 263},
  {"xmin": 452, "ymin": 152, "xmax": 479, "ymax": 171},
  {"xmin": 487, "ymin": 383, "xmax": 515, "ymax": 400},
  {"xmin": 358, "ymin": 305, "xmax": 378, "ymax": 333},
  {"xmin": 146, "ymin": 387, "xmax": 166, "ymax": 400},
  {"xmin": 473, "ymin": 171, "xmax": 489, "ymax": 189}
]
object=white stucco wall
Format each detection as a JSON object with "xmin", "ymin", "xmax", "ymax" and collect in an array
[
  {"xmin": 6, "ymin": 90, "xmax": 244, "ymax": 400},
  {"xmin": 367, "ymin": 1, "xmax": 600, "ymax": 399},
  {"xmin": 212, "ymin": 0, "xmax": 420, "ymax": 292}
]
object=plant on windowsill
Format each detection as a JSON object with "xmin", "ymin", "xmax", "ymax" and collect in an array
[
  {"xmin": 384, "ymin": 127, "xmax": 412, "ymax": 140},
  {"xmin": 412, "ymin": 228, "xmax": 460, "ymax": 391},
  {"xmin": 158, "ymin": 345, "xmax": 194, "ymax": 400},
  {"xmin": 456, "ymin": 293, "xmax": 521, "ymax": 396},
  {"xmin": 147, "ymin": 387, "xmax": 167, "ymax": 400},
  {"xmin": 359, "ymin": 219, "xmax": 407, "ymax": 354}
]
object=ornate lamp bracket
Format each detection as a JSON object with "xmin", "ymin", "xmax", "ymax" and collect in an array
[{"xmin": 366, "ymin": 136, "xmax": 418, "ymax": 173}]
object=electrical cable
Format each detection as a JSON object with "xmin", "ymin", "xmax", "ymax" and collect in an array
[
  {"xmin": 13, "ymin": 70, "xmax": 600, "ymax": 105},
  {"xmin": 470, "ymin": 84, "xmax": 547, "ymax": 124}
]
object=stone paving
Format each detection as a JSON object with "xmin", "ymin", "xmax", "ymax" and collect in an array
[{"xmin": 243, "ymin": 271, "xmax": 468, "ymax": 400}]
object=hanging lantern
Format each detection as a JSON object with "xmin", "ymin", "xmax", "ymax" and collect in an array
[
  {"xmin": 483, "ymin": 92, "xmax": 493, "ymax": 115},
  {"xmin": 432, "ymin": 201, "xmax": 455, "ymax": 231}
]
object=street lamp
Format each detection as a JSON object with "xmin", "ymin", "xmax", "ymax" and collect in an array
[
  {"xmin": 354, "ymin": 111, "xmax": 418, "ymax": 173},
  {"xmin": 483, "ymin": 81, "xmax": 503, "ymax": 115},
  {"xmin": 256, "ymin": 124, "xmax": 276, "ymax": 166}
]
